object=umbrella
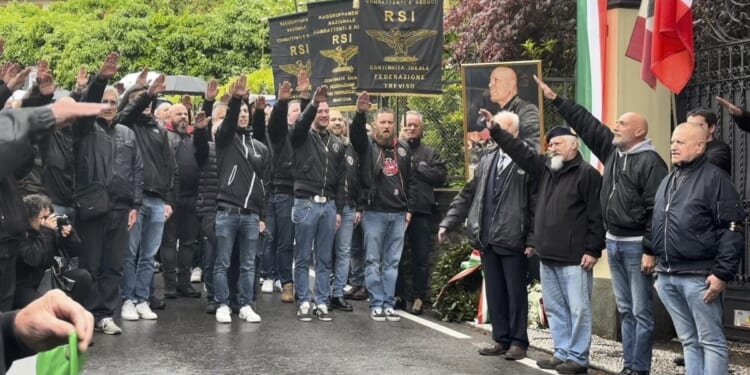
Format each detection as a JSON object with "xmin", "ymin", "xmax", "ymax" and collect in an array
[{"xmin": 117, "ymin": 72, "xmax": 207, "ymax": 95}]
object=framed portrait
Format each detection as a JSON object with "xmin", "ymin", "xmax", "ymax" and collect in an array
[{"xmin": 460, "ymin": 61, "xmax": 544, "ymax": 180}]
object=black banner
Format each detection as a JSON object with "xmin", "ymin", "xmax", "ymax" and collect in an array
[
  {"xmin": 268, "ymin": 12, "xmax": 310, "ymax": 95},
  {"xmin": 308, "ymin": 0, "xmax": 360, "ymax": 110},
  {"xmin": 357, "ymin": 0, "xmax": 443, "ymax": 96}
]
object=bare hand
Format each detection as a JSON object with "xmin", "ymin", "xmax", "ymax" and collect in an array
[
  {"xmin": 580, "ymin": 254, "xmax": 598, "ymax": 271},
  {"xmin": 405, "ymin": 212, "xmax": 412, "ymax": 229},
  {"xmin": 641, "ymin": 254, "xmax": 656, "ymax": 274},
  {"xmin": 313, "ymin": 85, "xmax": 328, "ymax": 104},
  {"xmin": 220, "ymin": 93, "xmax": 230, "ymax": 105},
  {"xmin": 0, "ymin": 62, "xmax": 13, "ymax": 82},
  {"xmin": 76, "ymin": 66, "xmax": 88, "ymax": 90},
  {"xmin": 164, "ymin": 204, "xmax": 173, "ymax": 220},
  {"xmin": 524, "ymin": 247, "xmax": 536, "ymax": 258},
  {"xmin": 354, "ymin": 211, "xmax": 362, "ymax": 226},
  {"xmin": 704, "ymin": 274, "xmax": 727, "ymax": 303},
  {"xmin": 438, "ymin": 227, "xmax": 449, "ymax": 244},
  {"xmin": 38, "ymin": 73, "xmax": 56, "ymax": 96},
  {"xmin": 7, "ymin": 66, "xmax": 32, "ymax": 91},
  {"xmin": 278, "ymin": 81, "xmax": 292, "ymax": 101},
  {"xmin": 259, "ymin": 221, "xmax": 266, "ymax": 233},
  {"xmin": 296, "ymin": 70, "xmax": 311, "ymax": 93},
  {"xmin": 114, "ymin": 82, "xmax": 125, "ymax": 95},
  {"xmin": 127, "ymin": 209, "xmax": 138, "ymax": 230},
  {"xmin": 716, "ymin": 96, "xmax": 742, "ymax": 116},
  {"xmin": 147, "ymin": 74, "xmax": 166, "ymax": 96},
  {"xmin": 36, "ymin": 59, "xmax": 49, "ymax": 77},
  {"xmin": 533, "ymin": 75, "xmax": 557, "ymax": 100},
  {"xmin": 60, "ymin": 225, "xmax": 72, "ymax": 238},
  {"xmin": 49, "ymin": 101, "xmax": 110, "ymax": 128},
  {"xmin": 135, "ymin": 67, "xmax": 149, "ymax": 86},
  {"xmin": 181, "ymin": 94, "xmax": 192, "ymax": 109},
  {"xmin": 478, "ymin": 108, "xmax": 494, "ymax": 127},
  {"xmin": 194, "ymin": 111, "xmax": 208, "ymax": 129},
  {"xmin": 2, "ymin": 62, "xmax": 19, "ymax": 84},
  {"xmin": 205, "ymin": 79, "xmax": 218, "ymax": 101},
  {"xmin": 14, "ymin": 289, "xmax": 94, "ymax": 354},
  {"xmin": 231, "ymin": 75, "xmax": 248, "ymax": 98},
  {"xmin": 98, "ymin": 52, "xmax": 119, "ymax": 80},
  {"xmin": 357, "ymin": 91, "xmax": 371, "ymax": 113},
  {"xmin": 255, "ymin": 95, "xmax": 266, "ymax": 110},
  {"xmin": 41, "ymin": 214, "xmax": 58, "ymax": 230}
]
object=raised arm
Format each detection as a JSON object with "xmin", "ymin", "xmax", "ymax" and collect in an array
[
  {"xmin": 215, "ymin": 76, "xmax": 247, "ymax": 149},
  {"xmin": 268, "ymin": 81, "xmax": 292, "ymax": 143},
  {"xmin": 291, "ymin": 85, "xmax": 328, "ymax": 148},
  {"xmin": 488, "ymin": 124, "xmax": 545, "ymax": 179},
  {"xmin": 252, "ymin": 95, "xmax": 267, "ymax": 145},
  {"xmin": 349, "ymin": 92, "xmax": 371, "ymax": 155}
]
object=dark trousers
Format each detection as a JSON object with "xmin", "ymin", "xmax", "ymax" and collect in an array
[
  {"xmin": 160, "ymin": 196, "xmax": 199, "ymax": 292},
  {"xmin": 396, "ymin": 213, "xmax": 432, "ymax": 301},
  {"xmin": 482, "ymin": 249, "xmax": 529, "ymax": 349},
  {"xmin": 348, "ymin": 225, "xmax": 365, "ymax": 287},
  {"xmin": 13, "ymin": 268, "xmax": 93, "ymax": 309},
  {"xmin": 200, "ymin": 213, "xmax": 216, "ymax": 301},
  {"xmin": 0, "ymin": 239, "xmax": 20, "ymax": 312},
  {"xmin": 78, "ymin": 209, "xmax": 129, "ymax": 321}
]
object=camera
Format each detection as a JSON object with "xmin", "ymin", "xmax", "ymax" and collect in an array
[{"xmin": 56, "ymin": 214, "xmax": 70, "ymax": 229}]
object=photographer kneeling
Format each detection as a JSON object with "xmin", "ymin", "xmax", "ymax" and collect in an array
[{"xmin": 14, "ymin": 195, "xmax": 92, "ymax": 309}]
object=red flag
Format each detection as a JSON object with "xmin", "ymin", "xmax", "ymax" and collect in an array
[
  {"xmin": 626, "ymin": 0, "xmax": 657, "ymax": 88},
  {"xmin": 651, "ymin": 0, "xmax": 694, "ymax": 93}
]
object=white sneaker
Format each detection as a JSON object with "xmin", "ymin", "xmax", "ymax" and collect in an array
[
  {"xmin": 297, "ymin": 302, "xmax": 312, "ymax": 322},
  {"xmin": 273, "ymin": 280, "xmax": 282, "ymax": 292},
  {"xmin": 216, "ymin": 305, "xmax": 232, "ymax": 323},
  {"xmin": 261, "ymin": 279, "xmax": 274, "ymax": 294},
  {"xmin": 239, "ymin": 305, "xmax": 261, "ymax": 323},
  {"xmin": 96, "ymin": 318, "xmax": 122, "ymax": 335},
  {"xmin": 190, "ymin": 267, "xmax": 202, "ymax": 283},
  {"xmin": 343, "ymin": 284, "xmax": 353, "ymax": 294},
  {"xmin": 121, "ymin": 300, "xmax": 139, "ymax": 321},
  {"xmin": 136, "ymin": 302, "xmax": 158, "ymax": 320}
]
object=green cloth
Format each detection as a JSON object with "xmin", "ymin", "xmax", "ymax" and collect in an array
[{"xmin": 36, "ymin": 332, "xmax": 86, "ymax": 375}]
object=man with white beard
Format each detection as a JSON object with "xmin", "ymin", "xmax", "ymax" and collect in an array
[{"xmin": 484, "ymin": 114, "xmax": 604, "ymax": 374}]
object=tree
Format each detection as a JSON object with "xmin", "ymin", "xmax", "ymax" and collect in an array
[{"xmin": 444, "ymin": 0, "xmax": 577, "ymax": 77}]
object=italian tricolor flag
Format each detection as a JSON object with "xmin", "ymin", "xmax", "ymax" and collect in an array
[{"xmin": 576, "ymin": 0, "xmax": 608, "ymax": 171}]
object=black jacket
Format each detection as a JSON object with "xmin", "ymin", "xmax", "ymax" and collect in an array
[
  {"xmin": 16, "ymin": 227, "xmax": 82, "ymax": 290},
  {"xmin": 350, "ymin": 111, "xmax": 417, "ymax": 213},
  {"xmin": 194, "ymin": 128, "xmax": 219, "ymax": 217},
  {"xmin": 705, "ymin": 138, "xmax": 732, "ymax": 176},
  {"xmin": 290, "ymin": 102, "xmax": 345, "ymax": 211},
  {"xmin": 0, "ymin": 310, "xmax": 34, "ymax": 374},
  {"xmin": 406, "ymin": 138, "xmax": 447, "ymax": 214},
  {"xmin": 341, "ymin": 142, "xmax": 360, "ymax": 210},
  {"xmin": 440, "ymin": 149, "xmax": 536, "ymax": 253},
  {"xmin": 552, "ymin": 97, "xmax": 668, "ymax": 253},
  {"xmin": 39, "ymin": 128, "xmax": 75, "ymax": 206},
  {"xmin": 214, "ymin": 97, "xmax": 271, "ymax": 219},
  {"xmin": 114, "ymin": 91, "xmax": 176, "ymax": 204},
  {"xmin": 74, "ymin": 75, "xmax": 144, "ymax": 212},
  {"xmin": 490, "ymin": 126, "xmax": 605, "ymax": 265},
  {"xmin": 167, "ymin": 127, "xmax": 200, "ymax": 197},
  {"xmin": 0, "ymin": 107, "xmax": 59, "ymax": 239},
  {"xmin": 266, "ymin": 100, "xmax": 296, "ymax": 194},
  {"xmin": 652, "ymin": 155, "xmax": 745, "ymax": 282}
]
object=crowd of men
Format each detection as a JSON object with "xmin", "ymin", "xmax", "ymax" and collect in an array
[{"xmin": 0, "ymin": 44, "xmax": 748, "ymax": 375}]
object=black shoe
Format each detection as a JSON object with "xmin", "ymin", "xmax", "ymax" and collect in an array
[
  {"xmin": 205, "ymin": 302, "xmax": 218, "ymax": 314},
  {"xmin": 620, "ymin": 369, "xmax": 649, "ymax": 375},
  {"xmin": 555, "ymin": 360, "xmax": 588, "ymax": 374},
  {"xmin": 478, "ymin": 342, "xmax": 508, "ymax": 356},
  {"xmin": 329, "ymin": 296, "xmax": 353, "ymax": 312},
  {"xmin": 673, "ymin": 356, "xmax": 684, "ymax": 366},
  {"xmin": 164, "ymin": 290, "xmax": 177, "ymax": 299},
  {"xmin": 536, "ymin": 356, "xmax": 564, "ymax": 369},
  {"xmin": 503, "ymin": 345, "xmax": 526, "ymax": 361},
  {"xmin": 344, "ymin": 286, "xmax": 368, "ymax": 301},
  {"xmin": 177, "ymin": 286, "xmax": 202, "ymax": 298},
  {"xmin": 149, "ymin": 296, "xmax": 166, "ymax": 310},
  {"xmin": 394, "ymin": 297, "xmax": 406, "ymax": 310}
]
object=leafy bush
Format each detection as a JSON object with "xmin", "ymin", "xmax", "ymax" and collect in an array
[{"xmin": 431, "ymin": 240, "xmax": 481, "ymax": 322}]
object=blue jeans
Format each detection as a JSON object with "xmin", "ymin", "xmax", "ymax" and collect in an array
[
  {"xmin": 213, "ymin": 210, "xmax": 260, "ymax": 306},
  {"xmin": 606, "ymin": 239, "xmax": 654, "ymax": 372},
  {"xmin": 363, "ymin": 211, "xmax": 406, "ymax": 310},
  {"xmin": 261, "ymin": 193, "xmax": 294, "ymax": 284},
  {"xmin": 121, "ymin": 196, "xmax": 166, "ymax": 303},
  {"xmin": 655, "ymin": 273, "xmax": 728, "ymax": 375},
  {"xmin": 293, "ymin": 198, "xmax": 336, "ymax": 305},
  {"xmin": 540, "ymin": 262, "xmax": 593, "ymax": 367},
  {"xmin": 332, "ymin": 206, "xmax": 355, "ymax": 297}
]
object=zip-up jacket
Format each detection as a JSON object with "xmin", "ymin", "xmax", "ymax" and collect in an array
[
  {"xmin": 74, "ymin": 75, "xmax": 143, "ymax": 212},
  {"xmin": 552, "ymin": 97, "xmax": 668, "ymax": 253},
  {"xmin": 214, "ymin": 97, "xmax": 271, "ymax": 219},
  {"xmin": 16, "ymin": 227, "xmax": 82, "ymax": 291},
  {"xmin": 166, "ymin": 124, "xmax": 200, "ymax": 197},
  {"xmin": 341, "ymin": 141, "xmax": 360, "ymax": 210},
  {"xmin": 38, "ymin": 128, "xmax": 75, "ymax": 207},
  {"xmin": 440, "ymin": 148, "xmax": 537, "ymax": 254},
  {"xmin": 652, "ymin": 155, "xmax": 745, "ymax": 282},
  {"xmin": 406, "ymin": 138, "xmax": 447, "ymax": 214},
  {"xmin": 266, "ymin": 100, "xmax": 296, "ymax": 194},
  {"xmin": 114, "ymin": 90, "xmax": 177, "ymax": 205},
  {"xmin": 704, "ymin": 139, "xmax": 732, "ymax": 176},
  {"xmin": 193, "ymin": 127, "xmax": 219, "ymax": 217},
  {"xmin": 350, "ymin": 111, "xmax": 417, "ymax": 213},
  {"xmin": 290, "ymin": 101, "xmax": 345, "ymax": 212},
  {"xmin": 490, "ymin": 126, "xmax": 605, "ymax": 264}
]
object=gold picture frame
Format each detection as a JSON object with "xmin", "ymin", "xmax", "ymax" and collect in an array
[{"xmin": 460, "ymin": 61, "xmax": 545, "ymax": 180}]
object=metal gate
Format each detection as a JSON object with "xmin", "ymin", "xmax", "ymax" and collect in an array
[{"xmin": 676, "ymin": 0, "xmax": 750, "ymax": 341}]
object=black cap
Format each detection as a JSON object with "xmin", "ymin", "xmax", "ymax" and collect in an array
[{"xmin": 545, "ymin": 126, "xmax": 577, "ymax": 143}]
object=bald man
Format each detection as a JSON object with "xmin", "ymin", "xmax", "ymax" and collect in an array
[
  {"xmin": 159, "ymin": 103, "xmax": 202, "ymax": 299},
  {"xmin": 535, "ymin": 76, "xmax": 667, "ymax": 375},
  {"xmin": 652, "ymin": 122, "xmax": 744, "ymax": 375}
]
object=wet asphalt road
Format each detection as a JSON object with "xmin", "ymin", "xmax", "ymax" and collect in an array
[{"xmin": 75, "ymin": 287, "xmax": 558, "ymax": 375}]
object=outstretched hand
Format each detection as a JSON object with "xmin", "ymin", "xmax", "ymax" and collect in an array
[
  {"xmin": 7, "ymin": 66, "xmax": 32, "ymax": 91},
  {"xmin": 533, "ymin": 75, "xmax": 557, "ymax": 100},
  {"xmin": 76, "ymin": 66, "xmax": 89, "ymax": 91},
  {"xmin": 38, "ymin": 73, "xmax": 56, "ymax": 96},
  {"xmin": 357, "ymin": 91, "xmax": 371, "ymax": 113},
  {"xmin": 231, "ymin": 75, "xmax": 248, "ymax": 98},
  {"xmin": 716, "ymin": 96, "xmax": 743, "ymax": 116},
  {"xmin": 136, "ymin": 67, "xmax": 149, "ymax": 86},
  {"xmin": 205, "ymin": 79, "xmax": 218, "ymax": 101},
  {"xmin": 313, "ymin": 85, "xmax": 328, "ymax": 104},
  {"xmin": 194, "ymin": 111, "xmax": 208, "ymax": 129},
  {"xmin": 147, "ymin": 74, "xmax": 166, "ymax": 96},
  {"xmin": 278, "ymin": 81, "xmax": 292, "ymax": 101},
  {"xmin": 99, "ymin": 52, "xmax": 119, "ymax": 80},
  {"xmin": 296, "ymin": 70, "xmax": 311, "ymax": 93},
  {"xmin": 478, "ymin": 108, "xmax": 494, "ymax": 128}
]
